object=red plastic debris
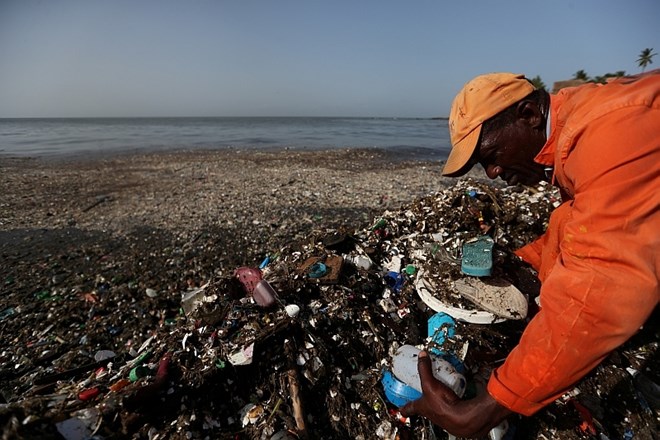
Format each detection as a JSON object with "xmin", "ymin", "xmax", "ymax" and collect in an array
[
  {"xmin": 388, "ymin": 408, "xmax": 410, "ymax": 425},
  {"xmin": 154, "ymin": 352, "xmax": 171, "ymax": 383},
  {"xmin": 570, "ymin": 398, "xmax": 597, "ymax": 435},
  {"xmin": 78, "ymin": 386, "xmax": 101, "ymax": 401},
  {"xmin": 109, "ymin": 378, "xmax": 131, "ymax": 392}
]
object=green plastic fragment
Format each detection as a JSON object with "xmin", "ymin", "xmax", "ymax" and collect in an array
[
  {"xmin": 36, "ymin": 290, "xmax": 50, "ymax": 300},
  {"xmin": 371, "ymin": 219, "xmax": 387, "ymax": 230},
  {"xmin": 129, "ymin": 365, "xmax": 151, "ymax": 382}
]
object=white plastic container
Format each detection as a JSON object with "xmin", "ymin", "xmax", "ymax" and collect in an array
[{"xmin": 391, "ymin": 344, "xmax": 466, "ymax": 398}]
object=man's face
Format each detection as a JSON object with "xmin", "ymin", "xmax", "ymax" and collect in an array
[{"xmin": 477, "ymin": 120, "xmax": 547, "ymax": 186}]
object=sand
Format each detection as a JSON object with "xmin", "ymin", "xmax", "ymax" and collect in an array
[
  {"xmin": 0, "ymin": 148, "xmax": 467, "ymax": 270},
  {"xmin": 2, "ymin": 148, "xmax": 655, "ymax": 439}
]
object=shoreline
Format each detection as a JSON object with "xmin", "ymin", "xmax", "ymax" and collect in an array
[
  {"xmin": 1, "ymin": 147, "xmax": 472, "ymax": 273},
  {"xmin": 0, "ymin": 144, "xmax": 448, "ymax": 165}
]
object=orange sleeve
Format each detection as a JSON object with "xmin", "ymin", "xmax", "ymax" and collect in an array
[
  {"xmin": 514, "ymin": 236, "xmax": 544, "ymax": 271},
  {"xmin": 514, "ymin": 201, "xmax": 573, "ymax": 282},
  {"xmin": 488, "ymin": 105, "xmax": 660, "ymax": 415}
]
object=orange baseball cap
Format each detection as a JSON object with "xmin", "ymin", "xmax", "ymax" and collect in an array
[{"xmin": 442, "ymin": 73, "xmax": 536, "ymax": 176}]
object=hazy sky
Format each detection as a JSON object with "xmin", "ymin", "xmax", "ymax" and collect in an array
[{"xmin": 1, "ymin": 0, "xmax": 658, "ymax": 118}]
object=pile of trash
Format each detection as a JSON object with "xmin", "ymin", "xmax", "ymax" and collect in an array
[{"xmin": 1, "ymin": 178, "xmax": 657, "ymax": 440}]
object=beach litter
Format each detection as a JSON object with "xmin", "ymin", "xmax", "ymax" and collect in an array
[{"xmin": 0, "ymin": 178, "xmax": 657, "ymax": 439}]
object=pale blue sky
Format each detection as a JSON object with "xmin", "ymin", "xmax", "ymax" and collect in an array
[{"xmin": 1, "ymin": 0, "xmax": 657, "ymax": 118}]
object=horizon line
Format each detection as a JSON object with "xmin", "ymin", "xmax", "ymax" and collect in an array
[{"xmin": 0, "ymin": 115, "xmax": 449, "ymax": 120}]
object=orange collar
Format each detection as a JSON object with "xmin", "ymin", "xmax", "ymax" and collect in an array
[{"xmin": 534, "ymin": 95, "xmax": 557, "ymax": 167}]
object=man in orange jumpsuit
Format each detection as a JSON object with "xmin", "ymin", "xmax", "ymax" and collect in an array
[{"xmin": 401, "ymin": 71, "xmax": 659, "ymax": 437}]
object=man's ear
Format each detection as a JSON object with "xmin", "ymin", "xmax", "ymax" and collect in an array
[{"xmin": 516, "ymin": 101, "xmax": 544, "ymax": 129}]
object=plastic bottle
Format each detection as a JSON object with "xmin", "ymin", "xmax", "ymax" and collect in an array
[{"xmin": 391, "ymin": 344, "xmax": 466, "ymax": 398}]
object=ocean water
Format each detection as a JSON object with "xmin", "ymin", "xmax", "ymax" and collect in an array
[{"xmin": 0, "ymin": 117, "xmax": 450, "ymax": 162}]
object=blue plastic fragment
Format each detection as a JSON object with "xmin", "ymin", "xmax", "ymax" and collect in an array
[
  {"xmin": 307, "ymin": 262, "xmax": 328, "ymax": 278},
  {"xmin": 427, "ymin": 313, "xmax": 466, "ymax": 374},
  {"xmin": 427, "ymin": 312, "xmax": 456, "ymax": 352},
  {"xmin": 384, "ymin": 271, "xmax": 405, "ymax": 293},
  {"xmin": 107, "ymin": 325, "xmax": 122, "ymax": 336},
  {"xmin": 259, "ymin": 255, "xmax": 271, "ymax": 270},
  {"xmin": 461, "ymin": 235, "xmax": 494, "ymax": 276}
]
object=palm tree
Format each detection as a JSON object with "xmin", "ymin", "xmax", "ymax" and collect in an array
[
  {"xmin": 593, "ymin": 71, "xmax": 626, "ymax": 84},
  {"xmin": 637, "ymin": 48, "xmax": 657, "ymax": 72},
  {"xmin": 573, "ymin": 70, "xmax": 589, "ymax": 81},
  {"xmin": 529, "ymin": 75, "xmax": 547, "ymax": 91}
]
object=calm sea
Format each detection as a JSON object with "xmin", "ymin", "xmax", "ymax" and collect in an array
[{"xmin": 0, "ymin": 117, "xmax": 450, "ymax": 162}]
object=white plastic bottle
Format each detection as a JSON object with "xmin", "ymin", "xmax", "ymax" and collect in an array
[
  {"xmin": 391, "ymin": 344, "xmax": 466, "ymax": 398},
  {"xmin": 392, "ymin": 345, "xmax": 509, "ymax": 440}
]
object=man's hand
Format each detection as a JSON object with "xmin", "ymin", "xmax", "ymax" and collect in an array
[{"xmin": 400, "ymin": 351, "xmax": 512, "ymax": 438}]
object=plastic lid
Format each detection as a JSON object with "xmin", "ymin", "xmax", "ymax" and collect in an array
[{"xmin": 381, "ymin": 370, "xmax": 422, "ymax": 407}]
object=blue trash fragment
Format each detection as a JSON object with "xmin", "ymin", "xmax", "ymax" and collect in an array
[
  {"xmin": 384, "ymin": 271, "xmax": 405, "ymax": 293},
  {"xmin": 427, "ymin": 312, "xmax": 456, "ymax": 351},
  {"xmin": 307, "ymin": 262, "xmax": 328, "ymax": 278},
  {"xmin": 427, "ymin": 313, "xmax": 466, "ymax": 374},
  {"xmin": 259, "ymin": 255, "xmax": 271, "ymax": 270}
]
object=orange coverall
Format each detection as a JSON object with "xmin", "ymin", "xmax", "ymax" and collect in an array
[{"xmin": 487, "ymin": 70, "xmax": 660, "ymax": 415}]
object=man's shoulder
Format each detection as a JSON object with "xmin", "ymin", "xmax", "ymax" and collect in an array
[{"xmin": 556, "ymin": 73, "xmax": 659, "ymax": 135}]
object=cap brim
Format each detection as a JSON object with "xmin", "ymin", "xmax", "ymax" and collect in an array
[{"xmin": 442, "ymin": 126, "xmax": 481, "ymax": 177}]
